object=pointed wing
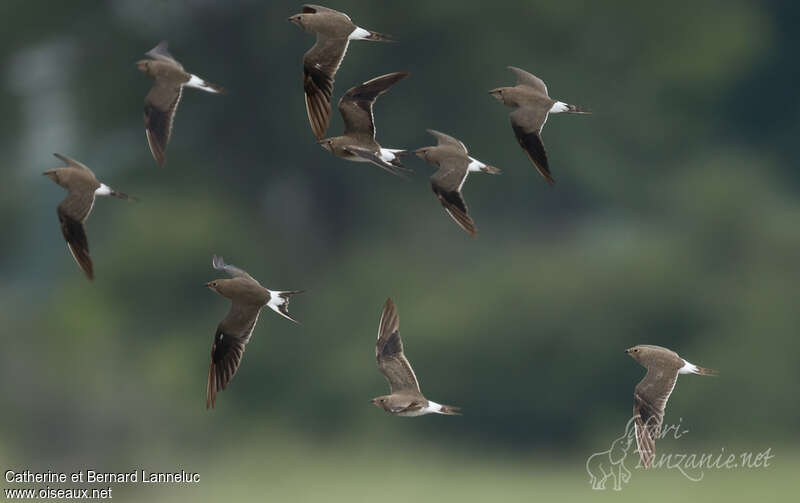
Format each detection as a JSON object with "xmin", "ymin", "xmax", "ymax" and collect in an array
[
  {"xmin": 338, "ymin": 72, "xmax": 409, "ymax": 138},
  {"xmin": 507, "ymin": 66, "xmax": 548, "ymax": 96},
  {"xmin": 206, "ymin": 303, "xmax": 261, "ymax": 409},
  {"xmin": 302, "ymin": 4, "xmax": 347, "ymax": 18},
  {"xmin": 510, "ymin": 107, "xmax": 554, "ymax": 185},
  {"xmin": 426, "ymin": 129, "xmax": 468, "ymax": 153},
  {"xmin": 212, "ymin": 255, "xmax": 254, "ymax": 280},
  {"xmin": 632, "ymin": 367, "xmax": 679, "ymax": 468},
  {"xmin": 375, "ymin": 298, "xmax": 420, "ymax": 393},
  {"xmin": 303, "ymin": 36, "xmax": 350, "ymax": 139},
  {"xmin": 144, "ymin": 81, "xmax": 183, "ymax": 167},
  {"xmin": 146, "ymin": 40, "xmax": 183, "ymax": 69},
  {"xmin": 57, "ymin": 194, "xmax": 95, "ymax": 280},
  {"xmin": 431, "ymin": 158, "xmax": 475, "ymax": 236},
  {"xmin": 53, "ymin": 153, "xmax": 93, "ymax": 174}
]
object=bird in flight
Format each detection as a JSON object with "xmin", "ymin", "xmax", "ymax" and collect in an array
[
  {"xmin": 625, "ymin": 344, "xmax": 718, "ymax": 468},
  {"xmin": 44, "ymin": 153, "xmax": 136, "ymax": 280},
  {"xmin": 205, "ymin": 255, "xmax": 303, "ymax": 409},
  {"xmin": 415, "ymin": 129, "xmax": 500, "ymax": 236},
  {"xmin": 290, "ymin": 4, "xmax": 393, "ymax": 139},
  {"xmin": 318, "ymin": 72, "xmax": 411, "ymax": 177},
  {"xmin": 372, "ymin": 298, "xmax": 461, "ymax": 417},
  {"xmin": 490, "ymin": 66, "xmax": 589, "ymax": 185},
  {"xmin": 137, "ymin": 41, "xmax": 225, "ymax": 167}
]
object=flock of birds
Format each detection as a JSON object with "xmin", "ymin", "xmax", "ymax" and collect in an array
[{"xmin": 40, "ymin": 4, "xmax": 718, "ymax": 469}]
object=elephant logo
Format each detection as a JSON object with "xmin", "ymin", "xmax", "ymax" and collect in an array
[{"xmin": 586, "ymin": 416, "xmax": 636, "ymax": 491}]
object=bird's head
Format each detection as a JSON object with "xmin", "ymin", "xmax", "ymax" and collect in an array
[
  {"xmin": 205, "ymin": 279, "xmax": 233, "ymax": 298},
  {"xmin": 488, "ymin": 87, "xmax": 513, "ymax": 106},
  {"xmin": 625, "ymin": 345, "xmax": 648, "ymax": 364},
  {"xmin": 317, "ymin": 138, "xmax": 334, "ymax": 152},
  {"xmin": 288, "ymin": 13, "xmax": 308, "ymax": 30},
  {"xmin": 413, "ymin": 147, "xmax": 431, "ymax": 161},
  {"xmin": 371, "ymin": 395, "xmax": 391, "ymax": 412},
  {"xmin": 136, "ymin": 60, "xmax": 151, "ymax": 75},
  {"xmin": 42, "ymin": 169, "xmax": 60, "ymax": 184}
]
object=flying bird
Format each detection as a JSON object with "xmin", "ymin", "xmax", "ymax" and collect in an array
[
  {"xmin": 44, "ymin": 153, "xmax": 136, "ymax": 280},
  {"xmin": 490, "ymin": 66, "xmax": 589, "ymax": 185},
  {"xmin": 289, "ymin": 4, "xmax": 393, "ymax": 139},
  {"xmin": 137, "ymin": 41, "xmax": 225, "ymax": 167},
  {"xmin": 415, "ymin": 129, "xmax": 500, "ymax": 236},
  {"xmin": 318, "ymin": 72, "xmax": 411, "ymax": 177},
  {"xmin": 372, "ymin": 298, "xmax": 461, "ymax": 417},
  {"xmin": 205, "ymin": 255, "xmax": 302, "ymax": 409},
  {"xmin": 625, "ymin": 344, "xmax": 718, "ymax": 468}
]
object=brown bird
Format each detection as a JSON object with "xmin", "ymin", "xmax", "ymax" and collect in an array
[
  {"xmin": 289, "ymin": 4, "xmax": 393, "ymax": 139},
  {"xmin": 372, "ymin": 298, "xmax": 461, "ymax": 417},
  {"xmin": 318, "ymin": 72, "xmax": 411, "ymax": 177},
  {"xmin": 43, "ymin": 153, "xmax": 136, "ymax": 280},
  {"xmin": 415, "ymin": 129, "xmax": 500, "ymax": 236},
  {"xmin": 625, "ymin": 344, "xmax": 718, "ymax": 468},
  {"xmin": 205, "ymin": 255, "xmax": 302, "ymax": 409},
  {"xmin": 137, "ymin": 41, "xmax": 225, "ymax": 167},
  {"xmin": 490, "ymin": 66, "xmax": 589, "ymax": 185}
]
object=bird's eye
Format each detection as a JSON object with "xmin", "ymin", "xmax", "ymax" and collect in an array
[{"xmin": 634, "ymin": 349, "xmax": 639, "ymax": 352}]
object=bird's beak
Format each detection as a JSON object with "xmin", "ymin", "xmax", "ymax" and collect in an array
[
  {"xmin": 624, "ymin": 348, "xmax": 631, "ymax": 354},
  {"xmin": 204, "ymin": 282, "xmax": 212, "ymax": 288}
]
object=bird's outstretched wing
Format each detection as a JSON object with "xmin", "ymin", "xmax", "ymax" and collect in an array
[
  {"xmin": 510, "ymin": 107, "xmax": 554, "ymax": 185},
  {"xmin": 206, "ymin": 303, "xmax": 261, "ymax": 409},
  {"xmin": 57, "ymin": 195, "xmax": 95, "ymax": 280},
  {"xmin": 53, "ymin": 153, "xmax": 92, "ymax": 173},
  {"xmin": 426, "ymin": 129, "xmax": 467, "ymax": 153},
  {"xmin": 507, "ymin": 66, "xmax": 548, "ymax": 95},
  {"xmin": 302, "ymin": 4, "xmax": 346, "ymax": 16},
  {"xmin": 632, "ymin": 367, "xmax": 678, "ymax": 468},
  {"xmin": 303, "ymin": 37, "xmax": 349, "ymax": 139},
  {"xmin": 338, "ymin": 72, "xmax": 409, "ymax": 139},
  {"xmin": 144, "ymin": 81, "xmax": 183, "ymax": 167},
  {"xmin": 375, "ymin": 298, "xmax": 420, "ymax": 393},
  {"xmin": 430, "ymin": 157, "xmax": 475, "ymax": 236},
  {"xmin": 145, "ymin": 40, "xmax": 183, "ymax": 69},
  {"xmin": 212, "ymin": 255, "xmax": 254, "ymax": 280}
]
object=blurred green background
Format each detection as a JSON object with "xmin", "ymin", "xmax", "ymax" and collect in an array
[{"xmin": 1, "ymin": 0, "xmax": 797, "ymax": 501}]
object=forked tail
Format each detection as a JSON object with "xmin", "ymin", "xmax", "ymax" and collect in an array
[
  {"xmin": 692, "ymin": 365, "xmax": 718, "ymax": 376},
  {"xmin": 437, "ymin": 404, "xmax": 462, "ymax": 416},
  {"xmin": 364, "ymin": 30, "xmax": 393, "ymax": 42},
  {"xmin": 186, "ymin": 74, "xmax": 226, "ymax": 94},
  {"xmin": 267, "ymin": 290, "xmax": 304, "ymax": 323},
  {"xmin": 681, "ymin": 360, "xmax": 719, "ymax": 376},
  {"xmin": 566, "ymin": 103, "xmax": 591, "ymax": 114}
]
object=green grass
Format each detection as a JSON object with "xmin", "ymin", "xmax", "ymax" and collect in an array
[{"xmin": 141, "ymin": 439, "xmax": 795, "ymax": 502}]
